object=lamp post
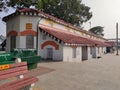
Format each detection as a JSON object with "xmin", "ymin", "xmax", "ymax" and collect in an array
[
  {"xmin": 116, "ymin": 22, "xmax": 119, "ymax": 55},
  {"xmin": 36, "ymin": 18, "xmax": 42, "ymax": 55},
  {"xmin": 31, "ymin": 0, "xmax": 39, "ymax": 54}
]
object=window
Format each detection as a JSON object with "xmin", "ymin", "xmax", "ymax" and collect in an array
[
  {"xmin": 72, "ymin": 48, "xmax": 77, "ymax": 58},
  {"xmin": 26, "ymin": 35, "xmax": 34, "ymax": 48},
  {"xmin": 10, "ymin": 36, "xmax": 16, "ymax": 50},
  {"xmin": 42, "ymin": 34, "xmax": 46, "ymax": 40}
]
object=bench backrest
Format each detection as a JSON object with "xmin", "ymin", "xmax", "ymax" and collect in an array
[{"xmin": 0, "ymin": 62, "xmax": 28, "ymax": 80}]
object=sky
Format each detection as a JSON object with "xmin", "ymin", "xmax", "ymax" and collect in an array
[
  {"xmin": 0, "ymin": 7, "xmax": 15, "ymax": 36},
  {"xmin": 0, "ymin": 0, "xmax": 120, "ymax": 39},
  {"xmin": 82, "ymin": 0, "xmax": 120, "ymax": 39}
]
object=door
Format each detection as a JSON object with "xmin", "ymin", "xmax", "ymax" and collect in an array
[
  {"xmin": 47, "ymin": 48, "xmax": 53, "ymax": 60},
  {"xmin": 82, "ymin": 46, "xmax": 88, "ymax": 60},
  {"xmin": 92, "ymin": 47, "xmax": 96, "ymax": 58}
]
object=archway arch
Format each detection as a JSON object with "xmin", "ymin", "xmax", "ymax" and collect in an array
[
  {"xmin": 20, "ymin": 30, "xmax": 37, "ymax": 36},
  {"xmin": 7, "ymin": 30, "xmax": 18, "ymax": 37},
  {"xmin": 41, "ymin": 41, "xmax": 59, "ymax": 50}
]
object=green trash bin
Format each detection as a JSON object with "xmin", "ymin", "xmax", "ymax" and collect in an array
[
  {"xmin": 28, "ymin": 63, "xmax": 38, "ymax": 70},
  {"xmin": 0, "ymin": 52, "xmax": 15, "ymax": 65},
  {"xmin": 11, "ymin": 48, "xmax": 41, "ymax": 70},
  {"xmin": 11, "ymin": 48, "xmax": 37, "ymax": 57},
  {"xmin": 0, "ymin": 61, "xmax": 14, "ymax": 65},
  {"xmin": 21, "ymin": 56, "xmax": 41, "ymax": 70}
]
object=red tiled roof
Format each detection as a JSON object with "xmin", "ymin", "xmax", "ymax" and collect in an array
[
  {"xmin": 89, "ymin": 39, "xmax": 111, "ymax": 47},
  {"xmin": 2, "ymin": 8, "xmax": 106, "ymax": 40},
  {"xmin": 105, "ymin": 41, "xmax": 115, "ymax": 46},
  {"xmin": 39, "ymin": 25, "xmax": 110, "ymax": 46}
]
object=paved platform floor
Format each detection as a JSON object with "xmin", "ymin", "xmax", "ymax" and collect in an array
[{"xmin": 35, "ymin": 53, "xmax": 120, "ymax": 90}]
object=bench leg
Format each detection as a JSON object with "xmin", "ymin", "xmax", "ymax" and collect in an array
[{"xmin": 21, "ymin": 83, "xmax": 35, "ymax": 90}]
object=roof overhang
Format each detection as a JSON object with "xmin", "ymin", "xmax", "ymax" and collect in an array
[{"xmin": 39, "ymin": 25, "xmax": 109, "ymax": 47}]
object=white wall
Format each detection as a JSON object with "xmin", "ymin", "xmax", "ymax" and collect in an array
[
  {"xmin": 39, "ymin": 18, "xmax": 68, "ymax": 31},
  {"xmin": 19, "ymin": 15, "xmax": 40, "ymax": 32},
  {"xmin": 96, "ymin": 47, "xmax": 105, "ymax": 58},
  {"xmin": 19, "ymin": 36, "xmax": 26, "ymax": 48},
  {"xmin": 63, "ymin": 46, "xmax": 82, "ymax": 62},
  {"xmin": 6, "ymin": 16, "xmax": 20, "ymax": 52},
  {"xmin": 96, "ymin": 47, "xmax": 101, "ymax": 58},
  {"xmin": 103, "ymin": 47, "xmax": 106, "ymax": 54},
  {"xmin": 6, "ymin": 36, "xmax": 20, "ymax": 52},
  {"xmin": 6, "ymin": 16, "xmax": 20, "ymax": 33},
  {"xmin": 88, "ymin": 47, "xmax": 92, "ymax": 60},
  {"xmin": 91, "ymin": 46, "xmax": 105, "ymax": 58},
  {"xmin": 16, "ymin": 36, "xmax": 20, "ymax": 48},
  {"xmin": 6, "ymin": 37, "xmax": 10, "ymax": 52}
]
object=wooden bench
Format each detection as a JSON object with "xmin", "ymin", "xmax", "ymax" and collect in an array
[{"xmin": 0, "ymin": 58, "xmax": 38, "ymax": 90}]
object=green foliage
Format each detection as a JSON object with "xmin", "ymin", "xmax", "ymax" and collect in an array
[
  {"xmin": 3, "ymin": 0, "xmax": 92, "ymax": 26},
  {"xmin": 0, "ymin": 0, "xmax": 9, "ymax": 12},
  {"xmin": 35, "ymin": 0, "xmax": 49, "ymax": 10},
  {"xmin": 89, "ymin": 26, "xmax": 104, "ymax": 36},
  {"xmin": 8, "ymin": 0, "xmax": 32, "ymax": 8},
  {"xmin": 40, "ymin": 0, "xmax": 92, "ymax": 26},
  {"xmin": 7, "ymin": 0, "xmax": 49, "ymax": 9}
]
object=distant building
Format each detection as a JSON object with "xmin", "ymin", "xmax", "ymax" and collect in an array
[
  {"xmin": 107, "ymin": 38, "xmax": 120, "ymax": 47},
  {"xmin": 0, "ymin": 35, "xmax": 6, "ymax": 50},
  {"xmin": 3, "ymin": 8, "xmax": 110, "ymax": 62},
  {"xmin": 0, "ymin": 35, "xmax": 5, "ymax": 44},
  {"xmin": 106, "ymin": 39, "xmax": 117, "ymax": 53}
]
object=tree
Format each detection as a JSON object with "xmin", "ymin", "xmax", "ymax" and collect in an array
[
  {"xmin": 40, "ymin": 0, "xmax": 92, "ymax": 26},
  {"xmin": 0, "ymin": 0, "xmax": 9, "ymax": 12},
  {"xmin": 7, "ymin": 0, "xmax": 92, "ymax": 26},
  {"xmin": 7, "ymin": 0, "xmax": 49, "ymax": 9},
  {"xmin": 89, "ymin": 26, "xmax": 104, "ymax": 36}
]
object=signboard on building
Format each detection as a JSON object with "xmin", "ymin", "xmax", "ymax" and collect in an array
[{"xmin": 26, "ymin": 23, "xmax": 32, "ymax": 29}]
